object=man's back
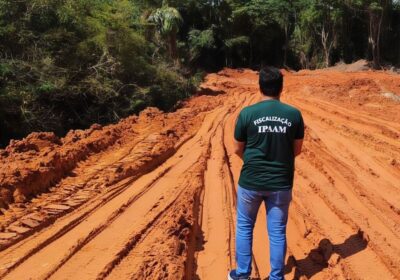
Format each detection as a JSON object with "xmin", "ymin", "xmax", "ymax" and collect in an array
[
  {"xmin": 234, "ymin": 99, "xmax": 304, "ymax": 191},
  {"xmin": 229, "ymin": 66, "xmax": 303, "ymax": 280}
]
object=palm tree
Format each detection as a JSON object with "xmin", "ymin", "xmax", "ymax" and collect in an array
[{"xmin": 148, "ymin": 6, "xmax": 182, "ymax": 61}]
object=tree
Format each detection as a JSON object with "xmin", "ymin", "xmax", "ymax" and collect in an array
[
  {"xmin": 297, "ymin": 0, "xmax": 342, "ymax": 68},
  {"xmin": 228, "ymin": 0, "xmax": 280, "ymax": 66},
  {"xmin": 0, "ymin": 0, "xmax": 194, "ymax": 147},
  {"xmin": 188, "ymin": 28, "xmax": 216, "ymax": 63},
  {"xmin": 148, "ymin": 5, "xmax": 183, "ymax": 60},
  {"xmin": 317, "ymin": 0, "xmax": 343, "ymax": 67},
  {"xmin": 267, "ymin": 0, "xmax": 296, "ymax": 66},
  {"xmin": 347, "ymin": 0, "xmax": 390, "ymax": 68},
  {"xmin": 365, "ymin": 0, "xmax": 389, "ymax": 68}
]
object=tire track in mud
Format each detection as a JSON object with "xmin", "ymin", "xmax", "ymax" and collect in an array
[
  {"xmin": 0, "ymin": 68, "xmax": 399, "ymax": 280},
  {"xmin": 41, "ymin": 165, "xmax": 176, "ymax": 280},
  {"xmin": 101, "ymin": 101, "xmax": 247, "ymax": 279},
  {"xmin": 100, "ymin": 103, "xmax": 241, "ymax": 279},
  {"xmin": 0, "ymin": 94, "xmax": 223, "ymax": 277},
  {"xmin": 193, "ymin": 70, "xmax": 400, "ymax": 280},
  {"xmin": 292, "ymin": 116, "xmax": 400, "ymax": 278},
  {"xmin": 0, "ymin": 105, "xmax": 231, "ymax": 280},
  {"xmin": 290, "ymin": 169, "xmax": 392, "ymax": 280},
  {"xmin": 294, "ymin": 98, "xmax": 400, "ymax": 223},
  {"xmin": 282, "ymin": 74, "xmax": 399, "ymax": 279},
  {"xmin": 298, "ymin": 120, "xmax": 400, "ymax": 235},
  {"xmin": 0, "ymin": 165, "xmax": 171, "ymax": 279},
  {"xmin": 106, "ymin": 90, "xmax": 252, "ymax": 280},
  {"xmin": 194, "ymin": 122, "xmax": 233, "ymax": 279},
  {"xmin": 48, "ymin": 107, "xmax": 231, "ymax": 280},
  {"xmin": 0, "ymin": 126, "xmax": 178, "ymax": 251},
  {"xmin": 0, "ymin": 131, "xmax": 187, "ymax": 278},
  {"xmin": 206, "ymin": 90, "xmax": 264, "ymax": 279}
]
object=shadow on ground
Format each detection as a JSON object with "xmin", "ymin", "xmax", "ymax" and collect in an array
[{"xmin": 251, "ymin": 229, "xmax": 368, "ymax": 280}]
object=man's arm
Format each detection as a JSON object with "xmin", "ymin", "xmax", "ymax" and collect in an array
[
  {"xmin": 234, "ymin": 111, "xmax": 247, "ymax": 160},
  {"xmin": 294, "ymin": 111, "xmax": 305, "ymax": 157},
  {"xmin": 234, "ymin": 139, "xmax": 246, "ymax": 159},
  {"xmin": 294, "ymin": 139, "xmax": 303, "ymax": 157}
]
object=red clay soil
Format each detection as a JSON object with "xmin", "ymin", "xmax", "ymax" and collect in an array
[{"xmin": 0, "ymin": 68, "xmax": 399, "ymax": 280}]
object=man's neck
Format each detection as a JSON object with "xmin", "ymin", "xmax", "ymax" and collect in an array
[{"xmin": 261, "ymin": 95, "xmax": 280, "ymax": 101}]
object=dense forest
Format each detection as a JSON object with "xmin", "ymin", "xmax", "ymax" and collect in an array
[{"xmin": 1, "ymin": 0, "xmax": 399, "ymax": 147}]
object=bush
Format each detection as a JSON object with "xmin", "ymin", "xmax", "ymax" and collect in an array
[{"xmin": 0, "ymin": 0, "xmax": 195, "ymax": 147}]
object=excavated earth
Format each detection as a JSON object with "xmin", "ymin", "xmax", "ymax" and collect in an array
[{"xmin": 0, "ymin": 68, "xmax": 399, "ymax": 280}]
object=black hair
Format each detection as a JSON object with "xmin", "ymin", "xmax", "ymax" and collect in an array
[{"xmin": 259, "ymin": 66, "xmax": 283, "ymax": 97}]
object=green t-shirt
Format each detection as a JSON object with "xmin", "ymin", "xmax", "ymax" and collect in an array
[{"xmin": 234, "ymin": 99, "xmax": 304, "ymax": 191}]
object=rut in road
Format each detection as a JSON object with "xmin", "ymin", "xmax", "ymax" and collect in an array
[{"xmin": 0, "ymin": 68, "xmax": 399, "ymax": 280}]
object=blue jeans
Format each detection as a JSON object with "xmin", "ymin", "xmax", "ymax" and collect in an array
[{"xmin": 235, "ymin": 185, "xmax": 292, "ymax": 280}]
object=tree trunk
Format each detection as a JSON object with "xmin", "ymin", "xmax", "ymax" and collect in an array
[
  {"xmin": 377, "ymin": 11, "xmax": 382, "ymax": 68},
  {"xmin": 369, "ymin": 9, "xmax": 381, "ymax": 69},
  {"xmin": 300, "ymin": 51, "xmax": 307, "ymax": 69},
  {"xmin": 325, "ymin": 49, "xmax": 330, "ymax": 67},
  {"xmin": 376, "ymin": 0, "xmax": 388, "ymax": 69},
  {"xmin": 249, "ymin": 36, "xmax": 253, "ymax": 67},
  {"xmin": 168, "ymin": 32, "xmax": 178, "ymax": 62},
  {"xmin": 283, "ymin": 25, "xmax": 289, "ymax": 67},
  {"xmin": 321, "ymin": 25, "xmax": 331, "ymax": 67}
]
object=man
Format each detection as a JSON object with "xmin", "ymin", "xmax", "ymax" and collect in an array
[{"xmin": 228, "ymin": 66, "xmax": 304, "ymax": 280}]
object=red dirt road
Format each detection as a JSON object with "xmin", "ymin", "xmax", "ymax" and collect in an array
[{"xmin": 0, "ymin": 68, "xmax": 399, "ymax": 280}]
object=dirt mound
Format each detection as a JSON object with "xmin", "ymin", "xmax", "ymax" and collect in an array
[
  {"xmin": 0, "ymin": 120, "xmax": 123, "ymax": 208},
  {"xmin": 0, "ymin": 101, "xmax": 217, "ymax": 210},
  {"xmin": 0, "ymin": 68, "xmax": 399, "ymax": 280},
  {"xmin": 328, "ymin": 59, "xmax": 371, "ymax": 72}
]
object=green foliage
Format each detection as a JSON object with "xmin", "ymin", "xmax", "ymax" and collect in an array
[
  {"xmin": 148, "ymin": 6, "xmax": 182, "ymax": 59},
  {"xmin": 148, "ymin": 6, "xmax": 182, "ymax": 36},
  {"xmin": 0, "ymin": 0, "xmax": 195, "ymax": 146},
  {"xmin": 224, "ymin": 36, "xmax": 249, "ymax": 49},
  {"xmin": 188, "ymin": 28, "xmax": 216, "ymax": 62}
]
